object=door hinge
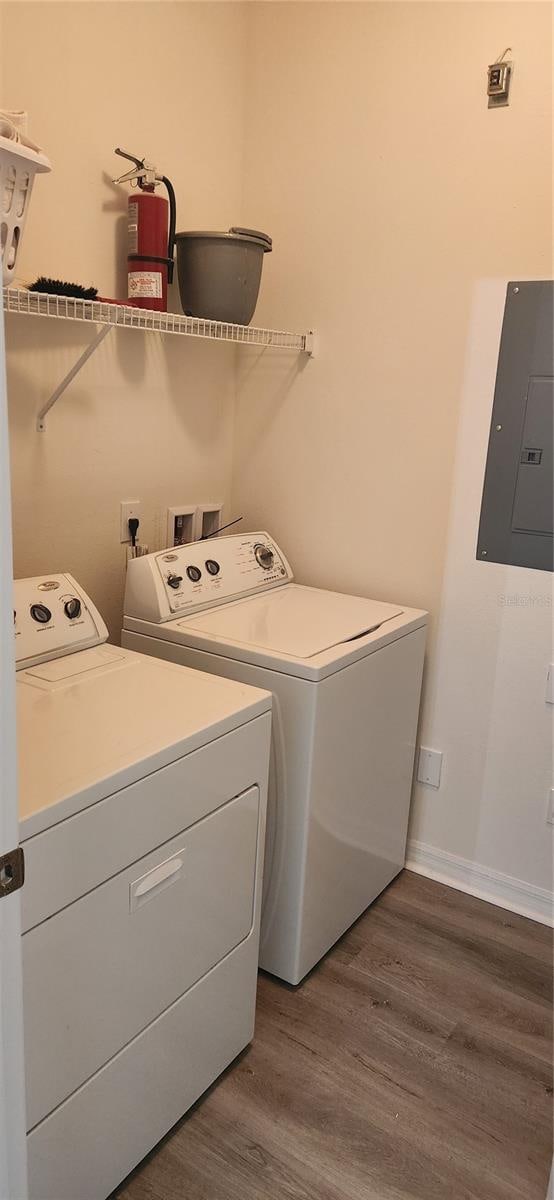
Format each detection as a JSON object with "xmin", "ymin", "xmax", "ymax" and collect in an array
[{"xmin": 0, "ymin": 846, "xmax": 25, "ymax": 899}]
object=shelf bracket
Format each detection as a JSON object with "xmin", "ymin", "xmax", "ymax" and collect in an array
[
  {"xmin": 36, "ymin": 325, "xmax": 113, "ymax": 431},
  {"xmin": 304, "ymin": 331, "xmax": 316, "ymax": 357}
]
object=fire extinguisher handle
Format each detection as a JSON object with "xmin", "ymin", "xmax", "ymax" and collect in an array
[
  {"xmin": 115, "ymin": 147, "xmax": 145, "ymax": 171},
  {"xmin": 162, "ymin": 176, "xmax": 177, "ymax": 285}
]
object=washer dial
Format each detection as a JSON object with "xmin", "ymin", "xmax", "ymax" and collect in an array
[
  {"xmin": 30, "ymin": 603, "xmax": 52, "ymax": 624},
  {"xmin": 254, "ymin": 544, "xmax": 274, "ymax": 570},
  {"xmin": 64, "ymin": 597, "xmax": 82, "ymax": 620}
]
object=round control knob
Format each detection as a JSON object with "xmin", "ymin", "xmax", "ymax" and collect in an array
[
  {"xmin": 186, "ymin": 565, "xmax": 202, "ymax": 583},
  {"xmin": 30, "ymin": 603, "xmax": 51, "ymax": 624},
  {"xmin": 64, "ymin": 597, "xmax": 81, "ymax": 620},
  {"xmin": 205, "ymin": 559, "xmax": 220, "ymax": 576},
  {"xmin": 167, "ymin": 574, "xmax": 183, "ymax": 590},
  {"xmin": 254, "ymin": 544, "xmax": 274, "ymax": 571}
]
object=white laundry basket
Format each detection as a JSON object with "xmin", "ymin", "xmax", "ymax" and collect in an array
[{"xmin": 0, "ymin": 134, "xmax": 51, "ymax": 284}]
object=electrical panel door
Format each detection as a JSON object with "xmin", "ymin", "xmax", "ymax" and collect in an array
[{"xmin": 477, "ymin": 281, "xmax": 553, "ymax": 572}]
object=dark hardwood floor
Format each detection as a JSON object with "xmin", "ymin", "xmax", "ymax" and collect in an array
[{"xmin": 114, "ymin": 871, "xmax": 553, "ymax": 1200}]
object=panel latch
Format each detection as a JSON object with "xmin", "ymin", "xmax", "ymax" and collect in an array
[{"xmin": 0, "ymin": 846, "xmax": 25, "ymax": 899}]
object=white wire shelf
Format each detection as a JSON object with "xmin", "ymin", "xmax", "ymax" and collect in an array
[
  {"xmin": 3, "ymin": 287, "xmax": 313, "ymax": 352},
  {"xmin": 3, "ymin": 287, "xmax": 314, "ymax": 430}
]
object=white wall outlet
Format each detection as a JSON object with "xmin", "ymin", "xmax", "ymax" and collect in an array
[
  {"xmin": 545, "ymin": 665, "xmax": 554, "ymax": 705},
  {"xmin": 417, "ymin": 747, "xmax": 443, "ymax": 789},
  {"xmin": 194, "ymin": 503, "xmax": 223, "ymax": 541},
  {"xmin": 166, "ymin": 506, "xmax": 196, "ymax": 548},
  {"xmin": 120, "ymin": 500, "xmax": 141, "ymax": 543},
  {"xmin": 547, "ymin": 789, "xmax": 554, "ymax": 826}
]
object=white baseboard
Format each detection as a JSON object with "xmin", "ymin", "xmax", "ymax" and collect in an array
[{"xmin": 406, "ymin": 839, "xmax": 553, "ymax": 927}]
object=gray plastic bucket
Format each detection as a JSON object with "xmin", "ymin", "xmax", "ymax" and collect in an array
[{"xmin": 175, "ymin": 227, "xmax": 272, "ymax": 325}]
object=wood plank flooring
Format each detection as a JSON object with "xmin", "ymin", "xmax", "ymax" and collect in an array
[{"xmin": 113, "ymin": 872, "xmax": 553, "ymax": 1200}]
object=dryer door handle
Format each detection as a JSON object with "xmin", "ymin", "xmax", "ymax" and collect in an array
[{"xmin": 129, "ymin": 850, "xmax": 185, "ymax": 911}]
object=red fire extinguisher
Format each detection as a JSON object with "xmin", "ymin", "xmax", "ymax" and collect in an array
[{"xmin": 113, "ymin": 148, "xmax": 176, "ymax": 312}]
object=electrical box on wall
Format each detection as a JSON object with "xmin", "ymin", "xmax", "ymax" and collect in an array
[
  {"xmin": 477, "ymin": 281, "xmax": 554, "ymax": 572},
  {"xmin": 196, "ymin": 503, "xmax": 223, "ymax": 540},
  {"xmin": 416, "ymin": 747, "xmax": 443, "ymax": 789},
  {"xmin": 487, "ymin": 50, "xmax": 513, "ymax": 107},
  {"xmin": 166, "ymin": 506, "xmax": 196, "ymax": 548},
  {"xmin": 165, "ymin": 504, "xmax": 224, "ymax": 546}
]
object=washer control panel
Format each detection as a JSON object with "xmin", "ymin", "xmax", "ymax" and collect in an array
[
  {"xmin": 14, "ymin": 574, "xmax": 108, "ymax": 670},
  {"xmin": 124, "ymin": 532, "xmax": 293, "ymax": 623}
]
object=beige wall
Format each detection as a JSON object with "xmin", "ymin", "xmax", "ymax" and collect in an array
[
  {"xmin": 2, "ymin": 0, "xmax": 247, "ymax": 637},
  {"xmin": 232, "ymin": 3, "xmax": 553, "ymax": 904},
  {"xmin": 235, "ymin": 2, "xmax": 551, "ymax": 607}
]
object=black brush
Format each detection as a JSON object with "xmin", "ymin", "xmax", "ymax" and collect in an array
[{"xmin": 29, "ymin": 277, "xmax": 98, "ymax": 300}]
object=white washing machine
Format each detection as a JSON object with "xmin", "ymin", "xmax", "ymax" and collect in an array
[
  {"xmin": 15, "ymin": 573, "xmax": 271, "ymax": 1200},
  {"xmin": 123, "ymin": 532, "xmax": 427, "ymax": 986}
]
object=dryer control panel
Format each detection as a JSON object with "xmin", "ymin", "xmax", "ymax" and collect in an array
[
  {"xmin": 14, "ymin": 574, "xmax": 108, "ymax": 670},
  {"xmin": 124, "ymin": 532, "xmax": 293, "ymax": 623}
]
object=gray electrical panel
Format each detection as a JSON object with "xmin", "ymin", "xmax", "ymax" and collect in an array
[{"xmin": 477, "ymin": 281, "xmax": 553, "ymax": 572}]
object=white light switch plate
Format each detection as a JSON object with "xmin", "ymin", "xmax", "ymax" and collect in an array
[
  {"xmin": 546, "ymin": 665, "xmax": 554, "ymax": 705},
  {"xmin": 417, "ymin": 747, "xmax": 443, "ymax": 789}
]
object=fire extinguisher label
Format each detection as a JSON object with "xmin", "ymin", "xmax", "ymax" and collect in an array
[
  {"xmin": 128, "ymin": 201, "xmax": 139, "ymax": 255},
  {"xmin": 128, "ymin": 271, "xmax": 162, "ymax": 299}
]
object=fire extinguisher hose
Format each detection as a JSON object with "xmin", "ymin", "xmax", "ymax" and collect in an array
[{"xmin": 162, "ymin": 176, "xmax": 177, "ymax": 284}]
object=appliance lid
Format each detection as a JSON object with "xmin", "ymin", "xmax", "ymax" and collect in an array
[
  {"xmin": 17, "ymin": 648, "xmax": 271, "ymax": 837},
  {"xmin": 179, "ymin": 585, "xmax": 403, "ymax": 659},
  {"xmin": 23, "ymin": 645, "xmax": 124, "ymax": 684}
]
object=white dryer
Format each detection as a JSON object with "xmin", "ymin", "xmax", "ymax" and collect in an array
[
  {"xmin": 123, "ymin": 533, "xmax": 427, "ymax": 985},
  {"xmin": 15, "ymin": 573, "xmax": 271, "ymax": 1200}
]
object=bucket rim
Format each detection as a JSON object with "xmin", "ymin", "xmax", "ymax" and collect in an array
[{"xmin": 175, "ymin": 228, "xmax": 272, "ymax": 251}]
